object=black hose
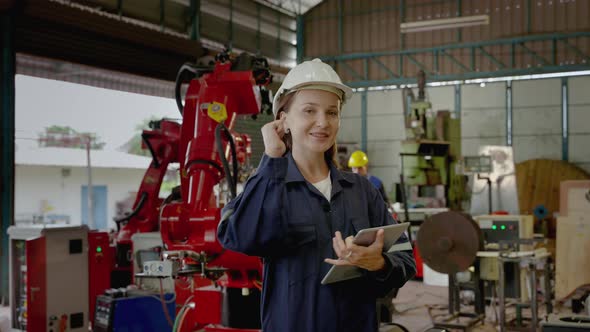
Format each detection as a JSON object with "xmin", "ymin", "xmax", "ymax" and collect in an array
[
  {"xmin": 174, "ymin": 63, "xmax": 212, "ymax": 116},
  {"xmin": 215, "ymin": 123, "xmax": 238, "ymax": 199},
  {"xmin": 141, "ymin": 133, "xmax": 160, "ymax": 168},
  {"xmin": 113, "ymin": 192, "xmax": 148, "ymax": 231}
]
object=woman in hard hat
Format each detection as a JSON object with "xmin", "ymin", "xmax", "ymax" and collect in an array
[
  {"xmin": 218, "ymin": 59, "xmax": 415, "ymax": 332},
  {"xmin": 348, "ymin": 150, "xmax": 391, "ymax": 206}
]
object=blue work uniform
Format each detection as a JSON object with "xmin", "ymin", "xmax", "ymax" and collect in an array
[{"xmin": 218, "ymin": 152, "xmax": 416, "ymax": 332}]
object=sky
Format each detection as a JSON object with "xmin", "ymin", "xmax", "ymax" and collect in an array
[{"xmin": 15, "ymin": 75, "xmax": 180, "ymax": 151}]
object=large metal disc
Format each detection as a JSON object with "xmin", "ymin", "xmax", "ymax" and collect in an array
[{"xmin": 416, "ymin": 211, "xmax": 483, "ymax": 274}]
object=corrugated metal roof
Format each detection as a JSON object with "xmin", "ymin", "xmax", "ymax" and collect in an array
[
  {"xmin": 259, "ymin": 0, "xmax": 323, "ymax": 14},
  {"xmin": 16, "ymin": 146, "xmax": 152, "ymax": 170}
]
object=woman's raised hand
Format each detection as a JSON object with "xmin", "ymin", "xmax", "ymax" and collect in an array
[{"xmin": 261, "ymin": 117, "xmax": 287, "ymax": 158}]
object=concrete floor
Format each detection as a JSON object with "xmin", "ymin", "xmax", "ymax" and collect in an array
[{"xmin": 390, "ymin": 280, "xmax": 543, "ymax": 332}]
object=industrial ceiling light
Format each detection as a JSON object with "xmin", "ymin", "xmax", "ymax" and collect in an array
[{"xmin": 400, "ymin": 15, "xmax": 489, "ymax": 33}]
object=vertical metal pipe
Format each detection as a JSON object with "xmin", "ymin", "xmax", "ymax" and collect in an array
[
  {"xmin": 530, "ymin": 263, "xmax": 538, "ymax": 331},
  {"xmin": 256, "ymin": 3, "xmax": 261, "ymax": 53},
  {"xmin": 454, "ymin": 84, "xmax": 461, "ymax": 119},
  {"xmin": 562, "ymin": 77, "xmax": 569, "ymax": 161},
  {"xmin": 1, "ymin": 11, "xmax": 16, "ymax": 302},
  {"xmin": 506, "ymin": 80, "xmax": 513, "ymax": 146},
  {"xmin": 228, "ymin": 0, "xmax": 233, "ymax": 49},
  {"xmin": 276, "ymin": 12, "xmax": 281, "ymax": 61},
  {"xmin": 499, "ymin": 260, "xmax": 506, "ymax": 332},
  {"xmin": 190, "ymin": 0, "xmax": 200, "ymax": 40},
  {"xmin": 399, "ymin": 0, "xmax": 405, "ymax": 77},
  {"xmin": 456, "ymin": 0, "xmax": 462, "ymax": 42},
  {"xmin": 338, "ymin": 0, "xmax": 343, "ymax": 54},
  {"xmin": 361, "ymin": 90, "xmax": 368, "ymax": 152},
  {"xmin": 296, "ymin": 15, "xmax": 304, "ymax": 64},
  {"xmin": 86, "ymin": 137, "xmax": 94, "ymax": 230}
]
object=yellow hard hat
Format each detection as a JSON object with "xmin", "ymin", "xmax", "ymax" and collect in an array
[{"xmin": 348, "ymin": 150, "xmax": 369, "ymax": 168}]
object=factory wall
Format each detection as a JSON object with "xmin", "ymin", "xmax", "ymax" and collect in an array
[
  {"xmin": 304, "ymin": 0, "xmax": 590, "ymax": 82},
  {"xmin": 337, "ymin": 75, "xmax": 590, "ymax": 196},
  {"xmin": 14, "ymin": 165, "xmax": 146, "ymax": 231}
]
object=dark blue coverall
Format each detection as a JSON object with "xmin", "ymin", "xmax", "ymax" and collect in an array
[{"xmin": 218, "ymin": 152, "xmax": 416, "ymax": 332}]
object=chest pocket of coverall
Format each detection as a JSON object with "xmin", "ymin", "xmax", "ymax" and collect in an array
[{"xmin": 286, "ymin": 217, "xmax": 318, "ymax": 285}]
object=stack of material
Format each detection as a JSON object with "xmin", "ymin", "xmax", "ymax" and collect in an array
[{"xmin": 555, "ymin": 180, "xmax": 590, "ymax": 300}]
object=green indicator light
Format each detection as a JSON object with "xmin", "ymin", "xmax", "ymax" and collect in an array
[
  {"xmin": 96, "ymin": 246, "xmax": 102, "ymax": 253},
  {"xmin": 492, "ymin": 225, "xmax": 497, "ymax": 230},
  {"xmin": 500, "ymin": 225, "xmax": 506, "ymax": 230}
]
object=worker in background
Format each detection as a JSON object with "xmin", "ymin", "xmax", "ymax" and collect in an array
[
  {"xmin": 218, "ymin": 59, "xmax": 415, "ymax": 332},
  {"xmin": 348, "ymin": 150, "xmax": 391, "ymax": 206}
]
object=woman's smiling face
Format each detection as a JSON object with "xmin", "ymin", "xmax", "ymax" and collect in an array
[{"xmin": 283, "ymin": 89, "xmax": 341, "ymax": 155}]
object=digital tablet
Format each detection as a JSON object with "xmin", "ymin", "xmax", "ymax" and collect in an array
[{"xmin": 320, "ymin": 223, "xmax": 409, "ymax": 285}]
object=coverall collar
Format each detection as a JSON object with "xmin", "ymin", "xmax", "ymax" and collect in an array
[{"xmin": 284, "ymin": 152, "xmax": 355, "ymax": 196}]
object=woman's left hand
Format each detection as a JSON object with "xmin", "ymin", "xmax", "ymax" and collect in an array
[{"xmin": 324, "ymin": 229, "xmax": 386, "ymax": 271}]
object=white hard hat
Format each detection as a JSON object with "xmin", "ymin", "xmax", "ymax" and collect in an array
[{"xmin": 272, "ymin": 59, "xmax": 353, "ymax": 117}]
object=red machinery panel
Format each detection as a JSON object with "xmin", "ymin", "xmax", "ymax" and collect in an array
[
  {"xmin": 88, "ymin": 231, "xmax": 112, "ymax": 325},
  {"xmin": 26, "ymin": 237, "xmax": 46, "ymax": 332}
]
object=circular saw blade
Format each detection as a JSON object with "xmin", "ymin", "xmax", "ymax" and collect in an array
[{"xmin": 417, "ymin": 211, "xmax": 483, "ymax": 274}]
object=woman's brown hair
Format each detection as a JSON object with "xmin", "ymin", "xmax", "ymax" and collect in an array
[{"xmin": 274, "ymin": 91, "xmax": 341, "ymax": 168}]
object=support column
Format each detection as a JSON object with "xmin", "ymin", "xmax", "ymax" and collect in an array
[
  {"xmin": 296, "ymin": 15, "xmax": 304, "ymax": 64},
  {"xmin": 506, "ymin": 80, "xmax": 513, "ymax": 146},
  {"xmin": 190, "ymin": 0, "xmax": 200, "ymax": 40},
  {"xmin": 561, "ymin": 77, "xmax": 569, "ymax": 161},
  {"xmin": 361, "ymin": 90, "xmax": 368, "ymax": 152},
  {"xmin": 454, "ymin": 84, "xmax": 461, "ymax": 119},
  {"xmin": 1, "ymin": 10, "xmax": 16, "ymax": 303}
]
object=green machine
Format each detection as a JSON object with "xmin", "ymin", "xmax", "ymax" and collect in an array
[{"xmin": 400, "ymin": 71, "xmax": 467, "ymax": 211}]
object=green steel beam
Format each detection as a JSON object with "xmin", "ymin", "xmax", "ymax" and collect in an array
[
  {"xmin": 341, "ymin": 61, "xmax": 364, "ymax": 80},
  {"xmin": 296, "ymin": 15, "xmax": 304, "ymax": 63},
  {"xmin": 506, "ymin": 81, "xmax": 513, "ymax": 146},
  {"xmin": 478, "ymin": 46, "xmax": 505, "ymax": 69},
  {"xmin": 190, "ymin": 0, "xmax": 200, "ymax": 40},
  {"xmin": 562, "ymin": 77, "xmax": 569, "ymax": 161},
  {"xmin": 370, "ymin": 57, "xmax": 398, "ymax": 78},
  {"xmin": 338, "ymin": 0, "xmax": 343, "ymax": 54},
  {"xmin": 312, "ymin": 33, "xmax": 590, "ymax": 87},
  {"xmin": 552, "ymin": 38, "xmax": 558, "ymax": 65},
  {"xmin": 117, "ymin": 0, "xmax": 123, "ymax": 16},
  {"xmin": 519, "ymin": 42, "xmax": 550, "ymax": 66},
  {"xmin": 342, "ymin": 64, "xmax": 590, "ymax": 88},
  {"xmin": 1, "ymin": 11, "xmax": 15, "ymax": 302},
  {"xmin": 406, "ymin": 54, "xmax": 429, "ymax": 74},
  {"xmin": 440, "ymin": 49, "xmax": 469, "ymax": 72},
  {"xmin": 364, "ymin": 58, "xmax": 369, "ymax": 79},
  {"xmin": 511, "ymin": 43, "xmax": 516, "ymax": 68},
  {"xmin": 399, "ymin": 0, "xmax": 406, "ymax": 49},
  {"xmin": 433, "ymin": 50, "xmax": 439, "ymax": 73},
  {"xmin": 318, "ymin": 32, "xmax": 590, "ymax": 61},
  {"xmin": 561, "ymin": 39, "xmax": 590, "ymax": 63},
  {"xmin": 359, "ymin": 45, "xmax": 374, "ymax": 158}
]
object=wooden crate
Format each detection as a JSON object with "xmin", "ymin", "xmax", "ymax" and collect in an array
[{"xmin": 555, "ymin": 215, "xmax": 590, "ymax": 300}]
